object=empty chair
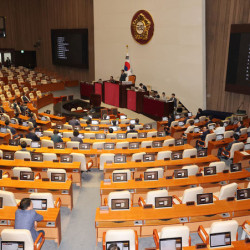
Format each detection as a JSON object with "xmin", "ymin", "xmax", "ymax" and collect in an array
[
  {"xmin": 182, "ymin": 165, "xmax": 199, "ymax": 176},
  {"xmin": 51, "ymin": 79, "xmax": 57, "ymax": 83},
  {"xmin": 14, "ymin": 151, "xmax": 31, "ymax": 160},
  {"xmin": 127, "ymin": 133, "xmax": 138, "ymax": 139},
  {"xmin": 15, "ymin": 89, "xmax": 21, "ymax": 97},
  {"xmin": 103, "ymin": 229, "xmax": 138, "ymax": 250},
  {"xmin": 0, "ymin": 190, "xmax": 19, "ymax": 206},
  {"xmin": 71, "ymin": 153, "xmax": 93, "ymax": 172},
  {"xmin": 77, "ymin": 107, "xmax": 83, "ymax": 110},
  {"xmin": 227, "ymin": 142, "xmax": 244, "ymax": 159},
  {"xmin": 131, "ymin": 152, "xmax": 146, "ymax": 162},
  {"xmin": 106, "ymin": 133, "xmax": 117, "ymax": 139},
  {"xmin": 84, "ymin": 133, "xmax": 95, "ymax": 139},
  {"xmin": 36, "ymin": 90, "xmax": 42, "ymax": 98},
  {"xmin": 135, "ymin": 124, "xmax": 143, "ymax": 130},
  {"xmin": 20, "ymin": 138, "xmax": 32, "ymax": 146},
  {"xmin": 107, "ymin": 191, "xmax": 131, "ymax": 208},
  {"xmin": 71, "ymin": 108, "xmax": 76, "ymax": 112},
  {"xmin": 199, "ymin": 116, "xmax": 207, "ymax": 122},
  {"xmin": 63, "ymin": 132, "xmax": 73, "ymax": 138},
  {"xmin": 6, "ymin": 91, "xmax": 12, "ymax": 99},
  {"xmin": 204, "ymin": 133, "xmax": 216, "ymax": 148},
  {"xmin": 208, "ymin": 161, "xmax": 226, "ymax": 173},
  {"xmin": 144, "ymin": 190, "xmax": 169, "ymax": 207},
  {"xmin": 100, "ymin": 120, "xmax": 110, "ymax": 125},
  {"xmin": 47, "ymin": 169, "xmax": 66, "ymax": 180},
  {"xmin": 224, "ymin": 130, "xmax": 234, "ymax": 139},
  {"xmin": 1, "ymin": 229, "xmax": 45, "ymax": 250},
  {"xmin": 213, "ymin": 182, "xmax": 238, "ymax": 200},
  {"xmin": 30, "ymin": 193, "xmax": 60, "ymax": 208},
  {"xmin": 170, "ymin": 121, "xmax": 178, "ymax": 127},
  {"xmin": 63, "ymin": 124, "xmax": 73, "ymax": 130},
  {"xmin": 141, "ymin": 141, "xmax": 153, "ymax": 148},
  {"xmin": 67, "ymin": 141, "xmax": 80, "ymax": 149},
  {"xmin": 93, "ymin": 142, "xmax": 105, "ymax": 149},
  {"xmin": 41, "ymin": 139, "xmax": 54, "ymax": 148},
  {"xmin": 163, "ymin": 138, "xmax": 175, "ymax": 147},
  {"xmin": 182, "ymin": 148, "xmax": 197, "ymax": 158},
  {"xmin": 43, "ymin": 130, "xmax": 53, "ymax": 137},
  {"xmin": 41, "ymin": 79, "xmax": 47, "ymax": 84},
  {"xmin": 116, "ymin": 142, "xmax": 129, "ymax": 149},
  {"xmin": 198, "ymin": 220, "xmax": 238, "ymax": 245},
  {"xmin": 145, "ymin": 168, "xmax": 164, "ymax": 179},
  {"xmin": 174, "ymin": 186, "xmax": 204, "ymax": 204},
  {"xmin": 29, "ymin": 92, "xmax": 35, "ymax": 100},
  {"xmin": 42, "ymin": 153, "xmax": 57, "ymax": 162},
  {"xmin": 240, "ymin": 127, "xmax": 248, "ymax": 135},
  {"xmin": 147, "ymin": 131, "xmax": 157, "ymax": 137},
  {"xmin": 154, "ymin": 226, "xmax": 190, "ymax": 249},
  {"xmin": 99, "ymin": 153, "xmax": 115, "ymax": 170},
  {"xmin": 13, "ymin": 167, "xmax": 32, "ymax": 178},
  {"xmin": 1, "ymin": 94, "xmax": 6, "ymax": 102},
  {"xmin": 120, "ymin": 119, "xmax": 130, "ymax": 124},
  {"xmin": 157, "ymin": 151, "xmax": 171, "ymax": 161},
  {"xmin": 112, "ymin": 169, "xmax": 131, "ymax": 182}
]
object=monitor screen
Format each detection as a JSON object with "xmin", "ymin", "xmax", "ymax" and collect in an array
[
  {"xmin": 208, "ymin": 124, "xmax": 215, "ymax": 130},
  {"xmin": 216, "ymin": 134, "xmax": 224, "ymax": 141},
  {"xmin": 143, "ymin": 154, "xmax": 155, "ymax": 162},
  {"xmin": 230, "ymin": 163, "xmax": 242, "ymax": 172},
  {"xmin": 152, "ymin": 141, "xmax": 163, "ymax": 148},
  {"xmin": 237, "ymin": 188, "xmax": 250, "ymax": 200},
  {"xmin": 56, "ymin": 124, "xmax": 62, "ymax": 129},
  {"xmin": 106, "ymin": 241, "xmax": 129, "ymax": 250},
  {"xmin": 223, "ymin": 122, "xmax": 229, "ymax": 127},
  {"xmin": 104, "ymin": 143, "xmax": 115, "ymax": 150},
  {"xmin": 162, "ymin": 117, "xmax": 168, "ymax": 121},
  {"xmin": 175, "ymin": 115, "xmax": 181, "ymax": 119},
  {"xmin": 41, "ymin": 117, "xmax": 47, "ymax": 121},
  {"xmin": 143, "ymin": 124, "xmax": 152, "ymax": 130},
  {"xmin": 174, "ymin": 169, "xmax": 188, "ymax": 179},
  {"xmin": 197, "ymin": 149, "xmax": 207, "ymax": 157},
  {"xmin": 0, "ymin": 127, "xmax": 7, "ymax": 133},
  {"xmin": 197, "ymin": 193, "xmax": 213, "ymax": 205},
  {"xmin": 117, "ymin": 133, "xmax": 126, "ymax": 139},
  {"xmin": 144, "ymin": 171, "xmax": 158, "ymax": 181},
  {"xmin": 51, "ymin": 172, "xmax": 66, "ymax": 182},
  {"xmin": 194, "ymin": 119, "xmax": 200, "ymax": 124},
  {"xmin": 54, "ymin": 142, "xmax": 65, "ymax": 149},
  {"xmin": 1, "ymin": 242, "xmax": 24, "ymax": 250},
  {"xmin": 244, "ymin": 143, "xmax": 250, "ymax": 150},
  {"xmin": 120, "ymin": 115, "xmax": 127, "ymax": 119},
  {"xmin": 112, "ymin": 173, "xmax": 127, "ymax": 182},
  {"xmin": 79, "ymin": 143, "xmax": 90, "ymax": 150},
  {"xmin": 91, "ymin": 120, "xmax": 99, "ymax": 125},
  {"xmin": 175, "ymin": 139, "xmax": 184, "ymax": 146},
  {"xmin": 178, "ymin": 121, "xmax": 184, "ymax": 127},
  {"xmin": 138, "ymin": 132, "xmax": 147, "ymax": 138},
  {"xmin": 60, "ymin": 155, "xmax": 73, "ymax": 163},
  {"xmin": 204, "ymin": 166, "xmax": 217, "ymax": 176},
  {"xmin": 129, "ymin": 142, "xmax": 139, "ymax": 149},
  {"xmin": 109, "ymin": 126, "xmax": 118, "ymax": 131},
  {"xmin": 30, "ymin": 141, "xmax": 41, "ymax": 148},
  {"xmin": 91, "ymin": 126, "xmax": 99, "ymax": 131},
  {"xmin": 20, "ymin": 171, "xmax": 34, "ymax": 181},
  {"xmin": 78, "ymin": 133, "xmax": 84, "ymax": 139},
  {"xmin": 194, "ymin": 127, "xmax": 200, "ymax": 133},
  {"xmin": 188, "ymin": 112, "xmax": 192, "ymax": 117},
  {"xmin": 10, "ymin": 119, "xmax": 16, "ymax": 124},
  {"xmin": 157, "ymin": 131, "xmax": 165, "ymax": 137},
  {"xmin": 73, "ymin": 125, "xmax": 82, "ymax": 131},
  {"xmin": 126, "ymin": 126, "xmax": 130, "ymax": 131},
  {"xmin": 111, "ymin": 199, "xmax": 129, "ymax": 210},
  {"xmin": 9, "ymin": 139, "xmax": 19, "ymax": 146},
  {"xmin": 35, "ymin": 131, "xmax": 43, "ymax": 137},
  {"xmin": 171, "ymin": 152, "xmax": 183, "ymax": 160},
  {"xmin": 210, "ymin": 232, "xmax": 231, "ymax": 248},
  {"xmin": 22, "ymin": 121, "xmax": 28, "ymax": 127},
  {"xmin": 130, "ymin": 119, "xmax": 135, "ymax": 125},
  {"xmin": 159, "ymin": 237, "xmax": 182, "ymax": 250},
  {"xmin": 96, "ymin": 133, "xmax": 106, "ymax": 139},
  {"xmin": 155, "ymin": 196, "xmax": 172, "ymax": 209},
  {"xmin": 30, "ymin": 199, "xmax": 47, "ymax": 210},
  {"xmin": 31, "ymin": 153, "xmax": 43, "ymax": 162},
  {"xmin": 3, "ymin": 151, "xmax": 14, "ymax": 160},
  {"xmin": 114, "ymin": 155, "xmax": 126, "ymax": 163},
  {"xmin": 51, "ymin": 29, "xmax": 88, "ymax": 68}
]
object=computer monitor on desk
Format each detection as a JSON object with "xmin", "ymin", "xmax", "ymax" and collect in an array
[
  {"xmin": 31, "ymin": 153, "xmax": 43, "ymax": 162},
  {"xmin": 230, "ymin": 163, "xmax": 242, "ymax": 172},
  {"xmin": 171, "ymin": 151, "xmax": 183, "ymax": 160},
  {"xmin": 174, "ymin": 169, "xmax": 188, "ymax": 179},
  {"xmin": 143, "ymin": 124, "xmax": 152, "ymax": 130},
  {"xmin": 157, "ymin": 131, "xmax": 165, "ymax": 137},
  {"xmin": 216, "ymin": 134, "xmax": 224, "ymax": 141},
  {"xmin": 96, "ymin": 133, "xmax": 106, "ymax": 139},
  {"xmin": 120, "ymin": 115, "xmax": 127, "ymax": 119},
  {"xmin": 30, "ymin": 199, "xmax": 47, "ymax": 210},
  {"xmin": 129, "ymin": 142, "xmax": 139, "ymax": 149},
  {"xmin": 20, "ymin": 171, "xmax": 34, "ymax": 181},
  {"xmin": 244, "ymin": 143, "xmax": 250, "ymax": 150},
  {"xmin": 35, "ymin": 131, "xmax": 43, "ymax": 137},
  {"xmin": 106, "ymin": 241, "xmax": 129, "ymax": 250},
  {"xmin": 1, "ymin": 242, "xmax": 25, "ymax": 250},
  {"xmin": 178, "ymin": 121, "xmax": 184, "ymax": 127},
  {"xmin": 144, "ymin": 171, "xmax": 158, "ymax": 181},
  {"xmin": 111, "ymin": 199, "xmax": 129, "ymax": 210},
  {"xmin": 155, "ymin": 196, "xmax": 172, "ymax": 209},
  {"xmin": 91, "ymin": 126, "xmax": 99, "ymax": 131},
  {"xmin": 210, "ymin": 232, "xmax": 231, "ymax": 248},
  {"xmin": 130, "ymin": 119, "xmax": 135, "ymax": 125},
  {"xmin": 109, "ymin": 126, "xmax": 118, "ymax": 132},
  {"xmin": 204, "ymin": 166, "xmax": 216, "ymax": 176},
  {"xmin": 0, "ymin": 127, "xmax": 7, "ymax": 133},
  {"xmin": 138, "ymin": 132, "xmax": 147, "ymax": 138},
  {"xmin": 193, "ymin": 127, "xmax": 200, "ymax": 133},
  {"xmin": 22, "ymin": 121, "xmax": 28, "ymax": 127},
  {"xmin": 3, "ymin": 151, "xmax": 14, "ymax": 160},
  {"xmin": 237, "ymin": 188, "xmax": 250, "ymax": 200},
  {"xmin": 112, "ymin": 172, "xmax": 127, "ymax": 182},
  {"xmin": 152, "ymin": 141, "xmax": 163, "ymax": 148},
  {"xmin": 30, "ymin": 141, "xmax": 41, "ymax": 148},
  {"xmin": 91, "ymin": 120, "xmax": 99, "ymax": 125},
  {"xmin": 114, "ymin": 155, "xmax": 126, "ymax": 163},
  {"xmin": 60, "ymin": 154, "xmax": 73, "ymax": 163},
  {"xmin": 79, "ymin": 143, "xmax": 90, "ymax": 150},
  {"xmin": 51, "ymin": 172, "xmax": 66, "ymax": 182},
  {"xmin": 197, "ymin": 193, "xmax": 213, "ymax": 205},
  {"xmin": 117, "ymin": 133, "xmax": 126, "ymax": 139},
  {"xmin": 104, "ymin": 143, "xmax": 115, "ymax": 150},
  {"xmin": 143, "ymin": 154, "xmax": 155, "ymax": 162},
  {"xmin": 197, "ymin": 149, "xmax": 207, "ymax": 157},
  {"xmin": 54, "ymin": 142, "xmax": 65, "ymax": 149},
  {"xmin": 159, "ymin": 237, "xmax": 182, "ymax": 250},
  {"xmin": 175, "ymin": 139, "xmax": 184, "ymax": 146}
]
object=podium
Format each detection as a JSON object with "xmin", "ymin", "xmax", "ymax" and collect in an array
[{"xmin": 127, "ymin": 89, "xmax": 149, "ymax": 113}]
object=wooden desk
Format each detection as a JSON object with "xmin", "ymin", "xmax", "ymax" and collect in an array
[
  {"xmin": 187, "ymin": 133, "xmax": 202, "ymax": 147},
  {"xmin": 100, "ymin": 170, "xmax": 250, "ymax": 205},
  {"xmin": 39, "ymin": 113, "xmax": 66, "ymax": 123},
  {"xmin": 103, "ymin": 155, "xmax": 219, "ymax": 178},
  {"xmin": 207, "ymin": 138, "xmax": 234, "ymax": 156},
  {"xmin": 36, "ymin": 81, "xmax": 65, "ymax": 93},
  {"xmin": 0, "ymin": 178, "xmax": 73, "ymax": 210},
  {"xmin": 95, "ymin": 200, "xmax": 250, "ymax": 242},
  {"xmin": 0, "ymin": 132, "xmax": 11, "ymax": 144},
  {"xmin": 0, "ymin": 120, "xmax": 29, "ymax": 135},
  {"xmin": 233, "ymin": 150, "xmax": 250, "ymax": 167},
  {"xmin": 0, "ymin": 159, "xmax": 81, "ymax": 186},
  {"xmin": 157, "ymin": 121, "xmax": 168, "ymax": 131},
  {"xmin": 0, "ymin": 206, "xmax": 61, "ymax": 246},
  {"xmin": 19, "ymin": 115, "xmax": 51, "ymax": 130}
]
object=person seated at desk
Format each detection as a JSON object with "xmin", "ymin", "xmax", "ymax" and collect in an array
[
  {"xmin": 194, "ymin": 108, "xmax": 203, "ymax": 119},
  {"xmin": 51, "ymin": 129, "xmax": 63, "ymax": 143},
  {"xmin": 98, "ymin": 78, "xmax": 103, "ymax": 84},
  {"xmin": 4, "ymin": 120, "xmax": 16, "ymax": 135},
  {"xmin": 108, "ymin": 128, "xmax": 113, "ymax": 134},
  {"xmin": 26, "ymin": 127, "xmax": 40, "ymax": 142},
  {"xmin": 21, "ymin": 93, "xmax": 30, "ymax": 103},
  {"xmin": 109, "ymin": 76, "xmax": 115, "ymax": 83},
  {"xmin": 168, "ymin": 93, "xmax": 177, "ymax": 107},
  {"xmin": 217, "ymin": 133, "xmax": 240, "ymax": 158},
  {"xmin": 15, "ymin": 198, "xmax": 45, "ymax": 243},
  {"xmin": 183, "ymin": 113, "xmax": 189, "ymax": 124},
  {"xmin": 234, "ymin": 121, "xmax": 244, "ymax": 135},
  {"xmin": 154, "ymin": 91, "xmax": 160, "ymax": 98},
  {"xmin": 161, "ymin": 92, "xmax": 167, "ymax": 101},
  {"xmin": 138, "ymin": 83, "xmax": 147, "ymax": 91},
  {"xmin": 69, "ymin": 116, "xmax": 80, "ymax": 126},
  {"xmin": 205, "ymin": 115, "xmax": 213, "ymax": 126},
  {"xmin": 135, "ymin": 118, "xmax": 140, "ymax": 125},
  {"xmin": 163, "ymin": 113, "xmax": 175, "ymax": 136},
  {"xmin": 119, "ymin": 69, "xmax": 127, "ymax": 82},
  {"xmin": 19, "ymin": 141, "xmax": 30, "ymax": 152},
  {"xmin": 71, "ymin": 130, "xmax": 83, "ymax": 143},
  {"xmin": 183, "ymin": 120, "xmax": 195, "ymax": 138},
  {"xmin": 85, "ymin": 119, "xmax": 92, "ymax": 131},
  {"xmin": 111, "ymin": 120, "xmax": 119, "ymax": 131},
  {"xmin": 28, "ymin": 112, "xmax": 37, "ymax": 128},
  {"xmin": 213, "ymin": 121, "xmax": 225, "ymax": 135},
  {"xmin": 196, "ymin": 126, "xmax": 210, "ymax": 148},
  {"xmin": 126, "ymin": 124, "xmax": 138, "ymax": 135}
]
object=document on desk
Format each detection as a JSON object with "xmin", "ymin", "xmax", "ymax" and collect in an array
[{"xmin": 241, "ymin": 151, "xmax": 250, "ymax": 156}]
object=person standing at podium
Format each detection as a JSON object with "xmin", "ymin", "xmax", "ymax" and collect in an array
[{"xmin": 119, "ymin": 69, "xmax": 127, "ymax": 82}]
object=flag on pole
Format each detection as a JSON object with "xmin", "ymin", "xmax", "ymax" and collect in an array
[{"xmin": 124, "ymin": 52, "xmax": 132, "ymax": 77}]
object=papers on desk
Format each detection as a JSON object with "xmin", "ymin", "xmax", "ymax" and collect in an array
[
  {"xmin": 241, "ymin": 151, "xmax": 250, "ymax": 156},
  {"xmin": 121, "ymin": 81, "xmax": 132, "ymax": 85}
]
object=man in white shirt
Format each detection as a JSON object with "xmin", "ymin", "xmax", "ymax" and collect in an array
[
  {"xmin": 161, "ymin": 92, "xmax": 167, "ymax": 101},
  {"xmin": 214, "ymin": 121, "xmax": 225, "ymax": 135}
]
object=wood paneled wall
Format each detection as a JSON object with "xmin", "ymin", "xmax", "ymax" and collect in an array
[
  {"xmin": 206, "ymin": 0, "xmax": 250, "ymax": 114},
  {"xmin": 0, "ymin": 0, "xmax": 94, "ymax": 82}
]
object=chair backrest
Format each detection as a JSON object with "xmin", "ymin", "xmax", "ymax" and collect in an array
[
  {"xmin": 230, "ymin": 142, "xmax": 244, "ymax": 158},
  {"xmin": 42, "ymin": 153, "xmax": 57, "ymax": 161},
  {"xmin": 1, "ymin": 229, "xmax": 34, "ymax": 250},
  {"xmin": 199, "ymin": 116, "xmax": 206, "ymax": 122},
  {"xmin": 171, "ymin": 121, "xmax": 178, "ymax": 127},
  {"xmin": 182, "ymin": 148, "xmax": 197, "ymax": 158},
  {"xmin": 224, "ymin": 130, "xmax": 234, "ymax": 139},
  {"xmin": 116, "ymin": 142, "xmax": 129, "ymax": 149},
  {"xmin": 105, "ymin": 229, "xmax": 136, "ymax": 250},
  {"xmin": 147, "ymin": 131, "xmax": 157, "ymax": 137},
  {"xmin": 240, "ymin": 127, "xmax": 248, "ymax": 135},
  {"xmin": 43, "ymin": 130, "xmax": 53, "ymax": 137},
  {"xmin": 145, "ymin": 168, "xmax": 164, "ymax": 179},
  {"xmin": 14, "ymin": 151, "xmax": 31, "ymax": 160},
  {"xmin": 63, "ymin": 132, "xmax": 73, "ymax": 138},
  {"xmin": 63, "ymin": 124, "xmax": 73, "ymax": 130},
  {"xmin": 205, "ymin": 133, "xmax": 216, "ymax": 148},
  {"xmin": 209, "ymin": 220, "xmax": 239, "ymax": 242},
  {"xmin": 41, "ymin": 139, "xmax": 54, "ymax": 148},
  {"xmin": 127, "ymin": 133, "xmax": 138, "ymax": 139},
  {"xmin": 135, "ymin": 125, "xmax": 143, "ymax": 130},
  {"xmin": 182, "ymin": 165, "xmax": 198, "ymax": 176},
  {"xmin": 185, "ymin": 125, "xmax": 194, "ymax": 134},
  {"xmin": 146, "ymin": 190, "xmax": 169, "ymax": 206},
  {"xmin": 93, "ymin": 142, "xmax": 105, "ymax": 149},
  {"xmin": 112, "ymin": 169, "xmax": 131, "ymax": 182},
  {"xmin": 247, "ymin": 137, "xmax": 250, "ymax": 144},
  {"xmin": 13, "ymin": 167, "xmax": 32, "ymax": 178},
  {"xmin": 47, "ymin": 169, "xmax": 66, "ymax": 180},
  {"xmin": 0, "ymin": 190, "xmax": 17, "ymax": 206},
  {"xmin": 218, "ymin": 182, "xmax": 238, "ymax": 200},
  {"xmin": 157, "ymin": 151, "xmax": 171, "ymax": 161},
  {"xmin": 106, "ymin": 133, "xmax": 117, "ymax": 139},
  {"xmin": 67, "ymin": 141, "xmax": 80, "ymax": 149},
  {"xmin": 108, "ymin": 191, "xmax": 131, "ymax": 208},
  {"xmin": 163, "ymin": 139, "xmax": 175, "ymax": 147},
  {"xmin": 182, "ymin": 186, "xmax": 203, "ymax": 204},
  {"xmin": 186, "ymin": 119, "xmax": 194, "ymax": 125},
  {"xmin": 84, "ymin": 133, "xmax": 95, "ymax": 139},
  {"xmin": 71, "ymin": 153, "xmax": 87, "ymax": 171},
  {"xmin": 209, "ymin": 161, "xmax": 225, "ymax": 173},
  {"xmin": 141, "ymin": 141, "xmax": 153, "ymax": 148},
  {"xmin": 30, "ymin": 193, "xmax": 54, "ymax": 208},
  {"xmin": 100, "ymin": 153, "xmax": 115, "ymax": 170},
  {"xmin": 160, "ymin": 226, "xmax": 190, "ymax": 247},
  {"xmin": 120, "ymin": 119, "xmax": 130, "ymax": 124},
  {"xmin": 131, "ymin": 152, "xmax": 146, "ymax": 162},
  {"xmin": 20, "ymin": 138, "xmax": 32, "ymax": 146}
]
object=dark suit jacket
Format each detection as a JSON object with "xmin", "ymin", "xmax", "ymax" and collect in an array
[
  {"xmin": 200, "ymin": 130, "xmax": 210, "ymax": 141},
  {"xmin": 143, "ymin": 86, "xmax": 147, "ymax": 91},
  {"xmin": 6, "ymin": 125, "xmax": 16, "ymax": 135},
  {"xmin": 69, "ymin": 119, "xmax": 80, "ymax": 126},
  {"xmin": 234, "ymin": 126, "xmax": 244, "ymax": 133},
  {"xmin": 71, "ymin": 136, "xmax": 83, "ymax": 143},
  {"xmin": 119, "ymin": 73, "xmax": 127, "ymax": 82},
  {"xmin": 225, "ymin": 140, "xmax": 239, "ymax": 151},
  {"xmin": 29, "ymin": 118, "xmax": 37, "ymax": 128},
  {"xmin": 26, "ymin": 132, "xmax": 40, "ymax": 141},
  {"xmin": 168, "ymin": 97, "xmax": 177, "ymax": 107}
]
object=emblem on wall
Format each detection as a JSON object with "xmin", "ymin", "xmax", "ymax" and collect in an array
[{"xmin": 131, "ymin": 10, "xmax": 154, "ymax": 45}]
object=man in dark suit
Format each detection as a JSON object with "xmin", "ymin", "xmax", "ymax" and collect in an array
[
  {"xmin": 196, "ymin": 126, "xmax": 210, "ymax": 148},
  {"xmin": 5, "ymin": 120, "xmax": 16, "ymax": 135},
  {"xmin": 195, "ymin": 108, "xmax": 203, "ymax": 119},
  {"xmin": 168, "ymin": 93, "xmax": 177, "ymax": 107},
  {"xmin": 126, "ymin": 124, "xmax": 138, "ymax": 135},
  {"xmin": 71, "ymin": 130, "xmax": 83, "ymax": 143},
  {"xmin": 69, "ymin": 117, "xmax": 80, "ymax": 126},
  {"xmin": 26, "ymin": 127, "xmax": 40, "ymax": 141},
  {"xmin": 51, "ymin": 129, "xmax": 63, "ymax": 143},
  {"xmin": 109, "ymin": 76, "xmax": 115, "ymax": 83},
  {"xmin": 28, "ymin": 113, "xmax": 37, "ymax": 128},
  {"xmin": 139, "ymin": 83, "xmax": 147, "ymax": 91},
  {"xmin": 217, "ymin": 134, "xmax": 239, "ymax": 158},
  {"xmin": 119, "ymin": 69, "xmax": 127, "ymax": 82},
  {"xmin": 234, "ymin": 121, "xmax": 244, "ymax": 134},
  {"xmin": 22, "ymin": 93, "xmax": 30, "ymax": 103}
]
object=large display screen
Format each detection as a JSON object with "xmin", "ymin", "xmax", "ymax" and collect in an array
[
  {"xmin": 51, "ymin": 29, "xmax": 88, "ymax": 68},
  {"xmin": 225, "ymin": 24, "xmax": 250, "ymax": 95}
]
